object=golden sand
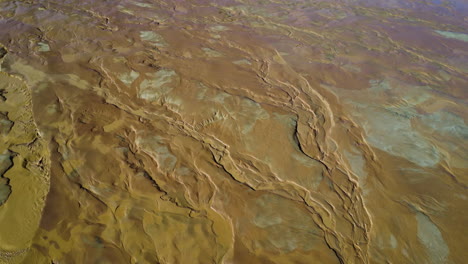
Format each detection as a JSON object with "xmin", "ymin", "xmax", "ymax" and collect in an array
[{"xmin": 0, "ymin": 1, "xmax": 467, "ymax": 263}]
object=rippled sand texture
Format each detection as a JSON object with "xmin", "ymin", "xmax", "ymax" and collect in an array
[
  {"xmin": 0, "ymin": 0, "xmax": 467, "ymax": 263},
  {"xmin": 0, "ymin": 44, "xmax": 50, "ymax": 263}
]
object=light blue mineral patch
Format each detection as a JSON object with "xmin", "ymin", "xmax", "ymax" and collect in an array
[
  {"xmin": 137, "ymin": 136, "xmax": 177, "ymax": 172},
  {"xmin": 118, "ymin": 5, "xmax": 135, "ymax": 15},
  {"xmin": 139, "ymin": 69, "xmax": 178, "ymax": 101},
  {"xmin": 134, "ymin": 2, "xmax": 153, "ymax": 8},
  {"xmin": 358, "ymin": 106, "xmax": 440, "ymax": 167},
  {"xmin": 232, "ymin": 59, "xmax": 252, "ymax": 65},
  {"xmin": 344, "ymin": 149, "xmax": 367, "ymax": 181},
  {"xmin": 37, "ymin": 42, "xmax": 50, "ymax": 52},
  {"xmin": 420, "ymin": 111, "xmax": 468, "ymax": 140},
  {"xmin": 210, "ymin": 25, "xmax": 228, "ymax": 32},
  {"xmin": 252, "ymin": 194, "xmax": 321, "ymax": 252},
  {"xmin": 140, "ymin": 31, "xmax": 168, "ymax": 47},
  {"xmin": 416, "ymin": 212, "xmax": 449, "ymax": 264},
  {"xmin": 202, "ymin": 47, "xmax": 223, "ymax": 57},
  {"xmin": 389, "ymin": 234, "xmax": 398, "ymax": 249},
  {"xmin": 369, "ymin": 79, "xmax": 392, "ymax": 92},
  {"xmin": 239, "ymin": 99, "xmax": 269, "ymax": 134},
  {"xmin": 119, "ymin": 70, "xmax": 139, "ymax": 85},
  {"xmin": 435, "ymin": 30, "xmax": 468, "ymax": 42}
]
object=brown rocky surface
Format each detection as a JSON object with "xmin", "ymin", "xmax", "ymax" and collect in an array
[{"xmin": 0, "ymin": 0, "xmax": 466, "ymax": 263}]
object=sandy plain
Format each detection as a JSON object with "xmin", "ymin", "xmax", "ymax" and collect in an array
[{"xmin": 0, "ymin": 0, "xmax": 467, "ymax": 263}]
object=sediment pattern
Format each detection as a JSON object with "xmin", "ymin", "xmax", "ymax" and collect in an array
[
  {"xmin": 0, "ymin": 44, "xmax": 50, "ymax": 264},
  {"xmin": 0, "ymin": 0, "xmax": 466, "ymax": 263}
]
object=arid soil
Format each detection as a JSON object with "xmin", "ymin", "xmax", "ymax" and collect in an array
[{"xmin": 0, "ymin": 0, "xmax": 467, "ymax": 263}]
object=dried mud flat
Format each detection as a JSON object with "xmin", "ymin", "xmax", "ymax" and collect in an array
[{"xmin": 0, "ymin": 0, "xmax": 467, "ymax": 263}]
